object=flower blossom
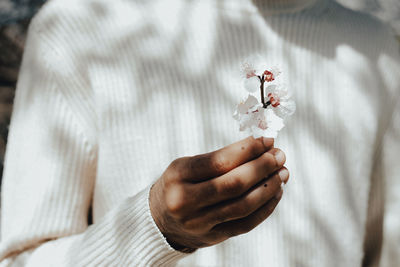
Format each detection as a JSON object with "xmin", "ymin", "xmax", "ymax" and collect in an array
[
  {"xmin": 265, "ymin": 84, "xmax": 296, "ymax": 118},
  {"xmin": 241, "ymin": 60, "xmax": 281, "ymax": 93},
  {"xmin": 234, "ymin": 58, "xmax": 295, "ymax": 138},
  {"xmin": 233, "ymin": 95, "xmax": 285, "ymax": 138}
]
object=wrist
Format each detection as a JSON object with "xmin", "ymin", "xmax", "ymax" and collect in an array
[{"xmin": 150, "ymin": 182, "xmax": 197, "ymax": 254}]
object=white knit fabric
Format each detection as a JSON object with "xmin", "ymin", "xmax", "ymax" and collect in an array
[{"xmin": 1, "ymin": 0, "xmax": 399, "ymax": 266}]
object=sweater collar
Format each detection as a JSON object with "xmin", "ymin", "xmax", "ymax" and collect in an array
[
  {"xmin": 252, "ymin": 0, "xmax": 319, "ymax": 14},
  {"xmin": 223, "ymin": 0, "xmax": 326, "ymax": 15}
]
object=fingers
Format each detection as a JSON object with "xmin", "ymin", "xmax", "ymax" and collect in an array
[
  {"xmin": 203, "ymin": 172, "xmax": 283, "ymax": 225},
  {"xmin": 152, "ymin": 138, "xmax": 289, "ymax": 251},
  {"xmin": 181, "ymin": 171, "xmax": 285, "ymax": 231},
  {"xmin": 184, "ymin": 137, "xmax": 274, "ymax": 182},
  {"xmin": 192, "ymin": 150, "xmax": 286, "ymax": 207},
  {"xmin": 210, "ymin": 189, "xmax": 282, "ymax": 238}
]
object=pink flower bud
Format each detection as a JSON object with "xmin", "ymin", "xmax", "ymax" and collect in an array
[{"xmin": 264, "ymin": 70, "xmax": 275, "ymax": 82}]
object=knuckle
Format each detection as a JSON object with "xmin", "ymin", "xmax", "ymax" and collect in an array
[
  {"xmin": 217, "ymin": 209, "xmax": 233, "ymax": 224},
  {"xmin": 263, "ymin": 176, "xmax": 281, "ymax": 193},
  {"xmin": 169, "ymin": 158, "xmax": 182, "ymax": 170},
  {"xmin": 271, "ymin": 173, "xmax": 283, "ymax": 187},
  {"xmin": 211, "ymin": 154, "xmax": 230, "ymax": 174},
  {"xmin": 233, "ymin": 201, "xmax": 250, "ymax": 218},
  {"xmin": 261, "ymin": 151, "xmax": 273, "ymax": 162},
  {"xmin": 269, "ymin": 150, "xmax": 283, "ymax": 168},
  {"xmin": 203, "ymin": 182, "xmax": 218, "ymax": 199},
  {"xmin": 215, "ymin": 205, "xmax": 241, "ymax": 225},
  {"xmin": 189, "ymin": 154, "xmax": 210, "ymax": 171},
  {"xmin": 248, "ymin": 138, "xmax": 265, "ymax": 158},
  {"xmin": 264, "ymin": 137, "xmax": 274, "ymax": 148},
  {"xmin": 260, "ymin": 152, "xmax": 276, "ymax": 169},
  {"xmin": 221, "ymin": 176, "xmax": 244, "ymax": 196},
  {"xmin": 213, "ymin": 210, "xmax": 227, "ymax": 224},
  {"xmin": 165, "ymin": 185, "xmax": 187, "ymax": 216},
  {"xmin": 164, "ymin": 169, "xmax": 180, "ymax": 184},
  {"xmin": 216, "ymin": 201, "xmax": 249, "ymax": 224},
  {"xmin": 166, "ymin": 157, "xmax": 189, "ymax": 181}
]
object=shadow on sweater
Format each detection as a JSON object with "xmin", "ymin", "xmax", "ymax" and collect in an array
[
  {"xmin": 96, "ymin": 1, "xmax": 394, "ymax": 264},
  {"xmin": 1, "ymin": 0, "xmax": 397, "ymax": 263}
]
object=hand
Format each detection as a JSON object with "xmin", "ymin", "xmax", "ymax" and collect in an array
[{"xmin": 149, "ymin": 137, "xmax": 289, "ymax": 251}]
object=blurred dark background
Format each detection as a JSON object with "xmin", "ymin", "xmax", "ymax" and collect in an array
[{"xmin": 0, "ymin": 0, "xmax": 399, "ymax": 184}]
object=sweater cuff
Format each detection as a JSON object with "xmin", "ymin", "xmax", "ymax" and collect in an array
[{"xmin": 122, "ymin": 185, "xmax": 188, "ymax": 266}]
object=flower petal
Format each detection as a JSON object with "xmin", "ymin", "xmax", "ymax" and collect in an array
[
  {"xmin": 275, "ymin": 99, "xmax": 296, "ymax": 118},
  {"xmin": 243, "ymin": 76, "xmax": 260, "ymax": 93},
  {"xmin": 241, "ymin": 61, "xmax": 256, "ymax": 78},
  {"xmin": 254, "ymin": 61, "xmax": 268, "ymax": 76},
  {"xmin": 252, "ymin": 126, "xmax": 265, "ymax": 138},
  {"xmin": 265, "ymin": 84, "xmax": 277, "ymax": 95},
  {"xmin": 235, "ymin": 58, "xmax": 295, "ymax": 139},
  {"xmin": 263, "ymin": 128, "xmax": 278, "ymax": 138},
  {"xmin": 266, "ymin": 108, "xmax": 285, "ymax": 131},
  {"xmin": 244, "ymin": 94, "xmax": 259, "ymax": 108},
  {"xmin": 270, "ymin": 66, "xmax": 281, "ymax": 78}
]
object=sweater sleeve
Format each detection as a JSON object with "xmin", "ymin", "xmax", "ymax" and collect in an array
[
  {"xmin": 364, "ymin": 35, "xmax": 400, "ymax": 267},
  {"xmin": 378, "ymin": 34, "xmax": 400, "ymax": 267},
  {"xmin": 0, "ymin": 3, "xmax": 186, "ymax": 266},
  {"xmin": 362, "ymin": 31, "xmax": 400, "ymax": 266},
  {"xmin": 379, "ymin": 96, "xmax": 400, "ymax": 267}
]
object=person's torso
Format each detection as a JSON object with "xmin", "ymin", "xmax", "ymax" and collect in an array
[{"xmin": 79, "ymin": 0, "xmax": 398, "ymax": 265}]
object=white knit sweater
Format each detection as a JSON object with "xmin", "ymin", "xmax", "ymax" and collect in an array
[{"xmin": 1, "ymin": 0, "xmax": 400, "ymax": 266}]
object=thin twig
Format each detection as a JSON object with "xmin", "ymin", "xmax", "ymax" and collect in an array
[{"xmin": 258, "ymin": 75, "xmax": 266, "ymax": 108}]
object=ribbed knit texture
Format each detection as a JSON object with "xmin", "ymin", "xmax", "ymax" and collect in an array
[{"xmin": 0, "ymin": 0, "xmax": 399, "ymax": 266}]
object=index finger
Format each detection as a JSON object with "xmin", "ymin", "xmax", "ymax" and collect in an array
[{"xmin": 185, "ymin": 137, "xmax": 274, "ymax": 182}]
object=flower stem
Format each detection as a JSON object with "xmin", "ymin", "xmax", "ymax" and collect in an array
[{"xmin": 258, "ymin": 75, "xmax": 267, "ymax": 108}]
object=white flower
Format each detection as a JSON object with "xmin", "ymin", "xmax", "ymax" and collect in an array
[
  {"xmin": 241, "ymin": 61, "xmax": 257, "ymax": 79},
  {"xmin": 233, "ymin": 95, "xmax": 286, "ymax": 138},
  {"xmin": 269, "ymin": 66, "xmax": 281, "ymax": 80},
  {"xmin": 243, "ymin": 76, "xmax": 260, "ymax": 93},
  {"xmin": 233, "ymin": 94, "xmax": 259, "ymax": 117},
  {"xmin": 263, "ymin": 108, "xmax": 285, "ymax": 138},
  {"xmin": 265, "ymin": 84, "xmax": 296, "ymax": 119},
  {"xmin": 241, "ymin": 57, "xmax": 282, "ymax": 93},
  {"xmin": 234, "ymin": 57, "xmax": 295, "ymax": 139}
]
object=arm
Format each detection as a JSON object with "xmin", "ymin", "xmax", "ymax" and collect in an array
[
  {"xmin": 363, "ymin": 36, "xmax": 400, "ymax": 266},
  {"xmin": 0, "ymin": 7, "xmax": 185, "ymax": 266},
  {"xmin": 1, "ymin": 2, "xmax": 290, "ymax": 265},
  {"xmin": 378, "ymin": 36, "xmax": 400, "ymax": 267},
  {"xmin": 363, "ymin": 96, "xmax": 400, "ymax": 267},
  {"xmin": 379, "ymin": 97, "xmax": 400, "ymax": 267}
]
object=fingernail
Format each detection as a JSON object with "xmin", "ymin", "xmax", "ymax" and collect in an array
[
  {"xmin": 275, "ymin": 190, "xmax": 283, "ymax": 200},
  {"xmin": 278, "ymin": 168, "xmax": 289, "ymax": 183},
  {"xmin": 273, "ymin": 150, "xmax": 285, "ymax": 165}
]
